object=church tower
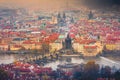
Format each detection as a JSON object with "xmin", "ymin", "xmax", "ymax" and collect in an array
[
  {"xmin": 65, "ymin": 34, "xmax": 72, "ymax": 49},
  {"xmin": 57, "ymin": 12, "xmax": 67, "ymax": 27},
  {"xmin": 88, "ymin": 11, "xmax": 94, "ymax": 20}
]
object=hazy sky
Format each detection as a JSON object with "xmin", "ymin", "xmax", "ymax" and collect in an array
[
  {"xmin": 0, "ymin": 0, "xmax": 120, "ymax": 10},
  {"xmin": 0, "ymin": 0, "xmax": 77, "ymax": 10}
]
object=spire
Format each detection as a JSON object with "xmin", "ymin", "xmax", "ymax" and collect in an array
[
  {"xmin": 63, "ymin": 12, "xmax": 66, "ymax": 19},
  {"xmin": 57, "ymin": 12, "xmax": 61, "ymax": 19},
  {"xmin": 71, "ymin": 17, "xmax": 74, "ymax": 23},
  {"xmin": 88, "ymin": 11, "xmax": 94, "ymax": 20},
  {"xmin": 67, "ymin": 34, "xmax": 70, "ymax": 38}
]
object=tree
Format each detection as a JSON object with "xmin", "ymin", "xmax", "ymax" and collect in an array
[
  {"xmin": 101, "ymin": 66, "xmax": 111, "ymax": 78},
  {"xmin": 114, "ymin": 71, "xmax": 120, "ymax": 80},
  {"xmin": 73, "ymin": 71, "xmax": 82, "ymax": 80},
  {"xmin": 83, "ymin": 61, "xmax": 99, "ymax": 80},
  {"xmin": 40, "ymin": 43, "xmax": 51, "ymax": 57},
  {"xmin": 0, "ymin": 69, "xmax": 9, "ymax": 80}
]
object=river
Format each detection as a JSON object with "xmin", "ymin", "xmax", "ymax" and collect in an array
[{"xmin": 0, "ymin": 54, "xmax": 120, "ymax": 70}]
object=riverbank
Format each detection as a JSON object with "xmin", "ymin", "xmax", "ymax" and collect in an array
[{"xmin": 102, "ymin": 50, "xmax": 120, "ymax": 61}]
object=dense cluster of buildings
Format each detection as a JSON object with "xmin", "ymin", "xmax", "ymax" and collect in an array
[
  {"xmin": 72, "ymin": 18, "xmax": 120, "ymax": 56},
  {"xmin": 0, "ymin": 8, "xmax": 120, "ymax": 56}
]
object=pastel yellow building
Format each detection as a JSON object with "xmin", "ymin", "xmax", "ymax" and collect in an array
[
  {"xmin": 73, "ymin": 41, "xmax": 103, "ymax": 56},
  {"xmin": 22, "ymin": 43, "xmax": 41, "ymax": 50},
  {"xmin": 83, "ymin": 45, "xmax": 97, "ymax": 56},
  {"xmin": 49, "ymin": 42, "xmax": 62, "ymax": 53},
  {"xmin": 116, "ymin": 43, "xmax": 120, "ymax": 50},
  {"xmin": 10, "ymin": 45, "xmax": 22, "ymax": 51},
  {"xmin": 0, "ymin": 44, "xmax": 9, "ymax": 51},
  {"xmin": 73, "ymin": 43, "xmax": 84, "ymax": 52},
  {"xmin": 105, "ymin": 44, "xmax": 116, "ymax": 50}
]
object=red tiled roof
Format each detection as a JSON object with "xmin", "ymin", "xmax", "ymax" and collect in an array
[
  {"xmin": 14, "ymin": 45, "xmax": 22, "ymax": 48},
  {"xmin": 0, "ymin": 44, "xmax": 8, "ymax": 46},
  {"xmin": 75, "ymin": 39, "xmax": 96, "ymax": 44},
  {"xmin": 84, "ymin": 45, "xmax": 97, "ymax": 49},
  {"xmin": 22, "ymin": 40, "xmax": 34, "ymax": 44}
]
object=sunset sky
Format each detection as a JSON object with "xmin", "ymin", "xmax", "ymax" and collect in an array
[
  {"xmin": 0, "ymin": 0, "xmax": 120, "ymax": 11},
  {"xmin": 0, "ymin": 0, "xmax": 77, "ymax": 10}
]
